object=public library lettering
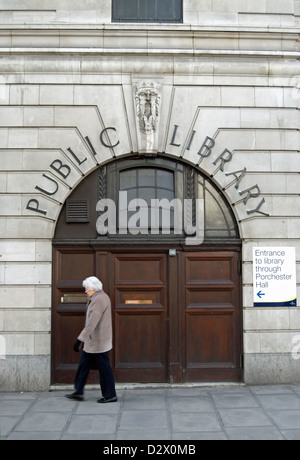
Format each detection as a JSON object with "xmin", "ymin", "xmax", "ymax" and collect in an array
[{"xmin": 26, "ymin": 123, "xmax": 270, "ymax": 219}]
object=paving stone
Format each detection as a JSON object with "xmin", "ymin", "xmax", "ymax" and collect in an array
[
  {"xmin": 218, "ymin": 408, "xmax": 273, "ymax": 427},
  {"xmin": 171, "ymin": 412, "xmax": 222, "ymax": 433},
  {"xmin": 0, "ymin": 416, "xmax": 19, "ymax": 437},
  {"xmin": 31, "ymin": 396, "xmax": 77, "ymax": 412},
  {"xmin": 2, "ymin": 385, "xmax": 300, "ymax": 440},
  {"xmin": 0, "ymin": 399, "xmax": 33, "ymax": 415},
  {"xmin": 256, "ymin": 394, "xmax": 300, "ymax": 410},
  {"xmin": 116, "ymin": 429, "xmax": 171, "ymax": 440},
  {"xmin": 267, "ymin": 410, "xmax": 300, "ymax": 430},
  {"xmin": 168, "ymin": 396, "xmax": 215, "ymax": 413},
  {"xmin": 66, "ymin": 414, "xmax": 117, "ymax": 435},
  {"xmin": 14, "ymin": 412, "xmax": 70, "ymax": 432},
  {"xmin": 225, "ymin": 427, "xmax": 284, "ymax": 440},
  {"xmin": 211, "ymin": 392, "xmax": 259, "ymax": 408}
]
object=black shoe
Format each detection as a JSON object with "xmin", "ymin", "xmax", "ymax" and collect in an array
[
  {"xmin": 97, "ymin": 396, "xmax": 118, "ymax": 403},
  {"xmin": 65, "ymin": 392, "xmax": 84, "ymax": 401}
]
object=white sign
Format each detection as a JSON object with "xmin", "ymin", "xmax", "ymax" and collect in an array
[{"xmin": 253, "ymin": 247, "xmax": 297, "ymax": 307}]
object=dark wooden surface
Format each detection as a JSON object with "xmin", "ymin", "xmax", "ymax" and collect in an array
[{"xmin": 52, "ymin": 246, "xmax": 242, "ymax": 384}]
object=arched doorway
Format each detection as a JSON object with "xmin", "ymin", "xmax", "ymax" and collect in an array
[{"xmin": 52, "ymin": 157, "xmax": 242, "ymax": 384}]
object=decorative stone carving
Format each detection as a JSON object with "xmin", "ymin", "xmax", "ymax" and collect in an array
[{"xmin": 135, "ymin": 80, "xmax": 161, "ymax": 152}]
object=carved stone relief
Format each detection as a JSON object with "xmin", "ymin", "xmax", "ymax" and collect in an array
[{"xmin": 135, "ymin": 80, "xmax": 161, "ymax": 153}]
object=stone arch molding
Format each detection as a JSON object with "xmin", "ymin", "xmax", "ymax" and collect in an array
[{"xmin": 20, "ymin": 80, "xmax": 270, "ymax": 239}]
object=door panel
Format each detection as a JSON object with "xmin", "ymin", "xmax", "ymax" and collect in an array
[
  {"xmin": 112, "ymin": 253, "xmax": 168, "ymax": 382},
  {"xmin": 52, "ymin": 248, "xmax": 98, "ymax": 384},
  {"xmin": 180, "ymin": 252, "xmax": 242, "ymax": 382},
  {"xmin": 114, "ymin": 255, "xmax": 165, "ymax": 284},
  {"xmin": 58, "ymin": 251, "xmax": 95, "ymax": 281},
  {"xmin": 185, "ymin": 256, "xmax": 233, "ymax": 282}
]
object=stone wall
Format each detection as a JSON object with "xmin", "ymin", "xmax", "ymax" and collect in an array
[
  {"xmin": 0, "ymin": 0, "xmax": 299, "ymax": 27},
  {"xmin": 0, "ymin": 0, "xmax": 299, "ymax": 389}
]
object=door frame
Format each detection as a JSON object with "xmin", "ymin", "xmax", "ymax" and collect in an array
[
  {"xmin": 178, "ymin": 248, "xmax": 243, "ymax": 383},
  {"xmin": 110, "ymin": 250, "xmax": 169, "ymax": 383},
  {"xmin": 51, "ymin": 241, "xmax": 242, "ymax": 384}
]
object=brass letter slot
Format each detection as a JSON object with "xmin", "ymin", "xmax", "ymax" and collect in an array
[
  {"xmin": 125, "ymin": 300, "xmax": 153, "ymax": 304},
  {"xmin": 61, "ymin": 293, "xmax": 88, "ymax": 303}
]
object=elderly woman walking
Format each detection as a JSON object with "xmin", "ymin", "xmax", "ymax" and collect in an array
[{"xmin": 66, "ymin": 276, "xmax": 117, "ymax": 403}]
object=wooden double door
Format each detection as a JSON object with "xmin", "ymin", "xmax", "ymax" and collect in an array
[{"xmin": 52, "ymin": 246, "xmax": 242, "ymax": 384}]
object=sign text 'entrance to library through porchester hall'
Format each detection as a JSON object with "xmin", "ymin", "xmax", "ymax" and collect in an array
[{"xmin": 253, "ymin": 247, "xmax": 297, "ymax": 307}]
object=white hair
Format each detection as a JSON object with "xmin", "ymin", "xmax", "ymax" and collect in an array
[{"xmin": 82, "ymin": 276, "xmax": 103, "ymax": 291}]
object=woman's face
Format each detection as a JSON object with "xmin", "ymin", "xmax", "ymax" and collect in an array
[{"xmin": 85, "ymin": 287, "xmax": 96, "ymax": 298}]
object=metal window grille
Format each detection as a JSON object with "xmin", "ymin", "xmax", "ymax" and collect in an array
[{"xmin": 112, "ymin": 0, "xmax": 183, "ymax": 23}]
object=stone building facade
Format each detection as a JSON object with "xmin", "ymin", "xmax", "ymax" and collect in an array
[{"xmin": 0, "ymin": 1, "xmax": 299, "ymax": 390}]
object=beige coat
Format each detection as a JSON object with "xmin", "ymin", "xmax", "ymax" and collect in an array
[{"xmin": 78, "ymin": 290, "xmax": 113, "ymax": 353}]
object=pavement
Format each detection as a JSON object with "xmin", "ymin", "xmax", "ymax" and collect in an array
[{"xmin": 1, "ymin": 383, "xmax": 300, "ymax": 441}]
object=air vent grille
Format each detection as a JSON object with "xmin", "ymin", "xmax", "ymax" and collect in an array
[{"xmin": 66, "ymin": 199, "xmax": 90, "ymax": 223}]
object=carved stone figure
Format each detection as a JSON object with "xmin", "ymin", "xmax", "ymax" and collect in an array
[{"xmin": 135, "ymin": 80, "xmax": 161, "ymax": 151}]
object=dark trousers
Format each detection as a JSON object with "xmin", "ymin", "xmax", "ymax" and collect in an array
[{"xmin": 74, "ymin": 350, "xmax": 117, "ymax": 399}]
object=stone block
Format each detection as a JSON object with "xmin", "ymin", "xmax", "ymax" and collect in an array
[
  {"xmin": 10, "ymin": 85, "xmax": 39, "ymax": 105},
  {"xmin": 35, "ymin": 287, "xmax": 51, "ymax": 309},
  {"xmin": 241, "ymin": 109, "xmax": 271, "ymax": 129},
  {"xmin": 0, "ymin": 173, "xmax": 6, "ymax": 193},
  {"xmin": 244, "ymin": 332, "xmax": 261, "ymax": 354},
  {"xmin": 266, "ymin": 0, "xmax": 294, "ymax": 14},
  {"xmin": 39, "ymin": 85, "xmax": 74, "ymax": 105},
  {"xmin": 290, "ymin": 309, "xmax": 300, "ymax": 329},
  {"xmin": 185, "ymin": 0, "xmax": 211, "ymax": 13},
  {"xmin": 4, "ymin": 333, "xmax": 34, "ymax": 355},
  {"xmin": 12, "ymin": 30, "xmax": 59, "ymax": 48},
  {"xmin": 244, "ymin": 353, "xmax": 300, "ymax": 385},
  {"xmin": 0, "ymin": 75, "xmax": 10, "ymax": 104},
  {"xmin": 199, "ymin": 12, "xmax": 238, "ymax": 26},
  {"xmin": 0, "ymin": 264, "xmax": 4, "ymax": 285},
  {"xmin": 0, "ymin": 195, "xmax": 21, "ymax": 215},
  {"xmin": 0, "ymin": 285, "xmax": 51, "ymax": 309},
  {"xmin": 271, "ymin": 152, "xmax": 300, "ymax": 172},
  {"xmin": 0, "ymin": 286, "xmax": 35, "ymax": 309},
  {"xmin": 255, "ymin": 88, "xmax": 284, "ymax": 107},
  {"xmin": 241, "ymin": 218, "xmax": 287, "ymax": 239},
  {"xmin": 221, "ymin": 87, "xmax": 255, "ymax": 107},
  {"xmin": 8, "ymin": 128, "xmax": 38, "ymax": 149},
  {"xmin": 272, "ymin": 196, "xmax": 300, "ymax": 217},
  {"xmin": 0, "ymin": 240, "xmax": 36, "ymax": 262},
  {"xmin": 2, "ymin": 217, "xmax": 55, "ymax": 239},
  {"xmin": 284, "ymin": 130, "xmax": 300, "ymax": 151},
  {"xmin": 35, "ymin": 240, "xmax": 52, "ymax": 262},
  {"xmin": 4, "ymin": 262, "xmax": 51, "ymax": 285},
  {"xmin": 287, "ymin": 175, "xmax": 300, "ymax": 194},
  {"xmin": 0, "ymin": 150, "xmax": 23, "ymax": 170},
  {"xmin": 288, "ymin": 219, "xmax": 300, "ymax": 238},
  {"xmin": 0, "ymin": 107, "xmax": 23, "ymax": 127},
  {"xmin": 261, "ymin": 332, "xmax": 297, "ymax": 354},
  {"xmin": 34, "ymin": 333, "xmax": 51, "ymax": 355},
  {"xmin": 244, "ymin": 308, "xmax": 290, "ymax": 331},
  {"xmin": 0, "ymin": 355, "xmax": 50, "ymax": 391},
  {"xmin": 24, "ymin": 107, "xmax": 54, "ymax": 127},
  {"xmin": 3, "ymin": 310, "xmax": 50, "ymax": 332}
]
